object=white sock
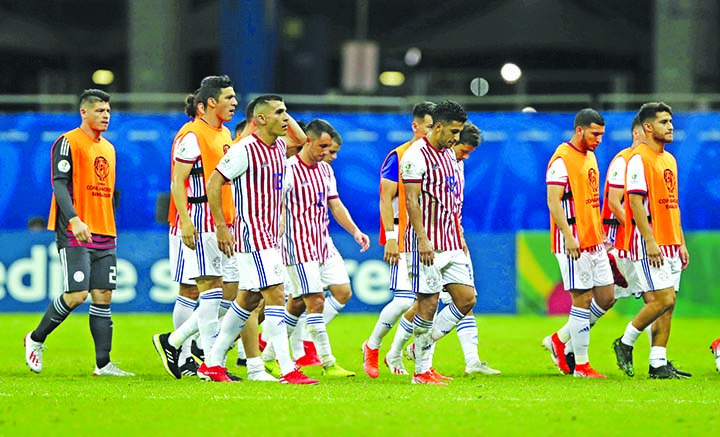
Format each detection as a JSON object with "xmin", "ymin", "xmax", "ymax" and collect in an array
[
  {"xmin": 323, "ymin": 295, "xmax": 345, "ymax": 324},
  {"xmin": 169, "ymin": 310, "xmax": 199, "ymax": 349},
  {"xmin": 289, "ymin": 313, "xmax": 306, "ymax": 359},
  {"xmin": 557, "ymin": 322, "xmax": 571, "ymax": 343},
  {"xmin": 413, "ymin": 315, "xmax": 434, "ymax": 374},
  {"xmin": 645, "ymin": 324, "xmax": 653, "ymax": 344},
  {"xmin": 621, "ymin": 321, "xmax": 643, "ymax": 347},
  {"xmin": 307, "ymin": 313, "xmax": 334, "ymax": 367},
  {"xmin": 173, "ymin": 296, "xmax": 197, "ymax": 361},
  {"xmin": 649, "ymin": 346, "xmax": 667, "ymax": 368},
  {"xmin": 264, "ymin": 305, "xmax": 294, "ymax": 375},
  {"xmin": 456, "ymin": 315, "xmax": 480, "ymax": 367},
  {"xmin": 219, "ymin": 299, "xmax": 231, "ymax": 319},
  {"xmin": 387, "ymin": 316, "xmax": 414, "ymax": 358},
  {"xmin": 246, "ymin": 356, "xmax": 264, "ymax": 374},
  {"xmin": 367, "ymin": 291, "xmax": 414, "ymax": 349},
  {"xmin": 568, "ymin": 306, "xmax": 590, "ymax": 365},
  {"xmin": 589, "ymin": 298, "xmax": 606, "ymax": 328},
  {"xmin": 196, "ymin": 288, "xmax": 223, "ymax": 355},
  {"xmin": 207, "ymin": 301, "xmax": 250, "ymax": 367},
  {"xmin": 431, "ymin": 302, "xmax": 464, "ymax": 342},
  {"xmin": 283, "ymin": 311, "xmax": 299, "ymax": 346}
]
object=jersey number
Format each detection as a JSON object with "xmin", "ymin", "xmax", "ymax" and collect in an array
[
  {"xmin": 109, "ymin": 266, "xmax": 117, "ymax": 284},
  {"xmin": 273, "ymin": 173, "xmax": 283, "ymax": 190}
]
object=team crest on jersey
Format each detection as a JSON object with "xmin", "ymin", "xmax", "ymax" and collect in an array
[
  {"xmin": 587, "ymin": 168, "xmax": 599, "ymax": 193},
  {"xmin": 58, "ymin": 159, "xmax": 70, "ymax": 173},
  {"xmin": 94, "ymin": 156, "xmax": 110, "ymax": 182},
  {"xmin": 663, "ymin": 168, "xmax": 675, "ymax": 192}
]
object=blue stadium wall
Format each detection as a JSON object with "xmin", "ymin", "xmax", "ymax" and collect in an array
[{"xmin": 1, "ymin": 112, "xmax": 718, "ymax": 313}]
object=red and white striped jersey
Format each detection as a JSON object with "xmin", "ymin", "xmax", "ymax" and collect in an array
[
  {"xmin": 216, "ymin": 133, "xmax": 287, "ymax": 252},
  {"xmin": 456, "ymin": 160, "xmax": 465, "ymax": 223},
  {"xmin": 171, "ymin": 132, "xmax": 212, "ymax": 234},
  {"xmin": 400, "ymin": 138, "xmax": 463, "ymax": 252},
  {"xmin": 281, "ymin": 155, "xmax": 339, "ymax": 264}
]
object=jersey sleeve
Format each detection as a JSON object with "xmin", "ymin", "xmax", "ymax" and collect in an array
[
  {"xmin": 282, "ymin": 159, "xmax": 295, "ymax": 196},
  {"xmin": 327, "ymin": 165, "xmax": 339, "ymax": 199},
  {"xmin": 215, "ymin": 143, "xmax": 249, "ymax": 181},
  {"xmin": 606, "ymin": 156, "xmax": 627, "ymax": 188},
  {"xmin": 173, "ymin": 132, "xmax": 201, "ymax": 164},
  {"xmin": 400, "ymin": 145, "xmax": 426, "ymax": 183},
  {"xmin": 625, "ymin": 154, "xmax": 647, "ymax": 195},
  {"xmin": 380, "ymin": 152, "xmax": 399, "ymax": 182},
  {"xmin": 546, "ymin": 157, "xmax": 568, "ymax": 185},
  {"xmin": 51, "ymin": 136, "xmax": 77, "ymax": 218}
]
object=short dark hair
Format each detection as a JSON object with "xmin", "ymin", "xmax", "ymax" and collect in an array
[
  {"xmin": 252, "ymin": 94, "xmax": 284, "ymax": 117},
  {"xmin": 637, "ymin": 102, "xmax": 673, "ymax": 125},
  {"xmin": 459, "ymin": 122, "xmax": 483, "ymax": 148},
  {"xmin": 305, "ymin": 119, "xmax": 337, "ymax": 141},
  {"xmin": 184, "ymin": 89, "xmax": 200, "ymax": 118},
  {"xmin": 79, "ymin": 89, "xmax": 110, "ymax": 108},
  {"xmin": 631, "ymin": 115, "xmax": 641, "ymax": 132},
  {"xmin": 198, "ymin": 75, "xmax": 232, "ymax": 106},
  {"xmin": 234, "ymin": 119, "xmax": 247, "ymax": 136},
  {"xmin": 574, "ymin": 108, "xmax": 605, "ymax": 128},
  {"xmin": 412, "ymin": 101, "xmax": 435, "ymax": 119},
  {"xmin": 332, "ymin": 131, "xmax": 343, "ymax": 146},
  {"xmin": 431, "ymin": 100, "xmax": 467, "ymax": 125}
]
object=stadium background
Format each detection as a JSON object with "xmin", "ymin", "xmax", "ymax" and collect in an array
[{"xmin": 1, "ymin": 0, "xmax": 719, "ymax": 317}]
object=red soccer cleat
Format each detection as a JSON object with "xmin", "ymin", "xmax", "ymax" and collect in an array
[
  {"xmin": 197, "ymin": 363, "xmax": 233, "ymax": 382},
  {"xmin": 295, "ymin": 352, "xmax": 322, "ymax": 367},
  {"xmin": 573, "ymin": 363, "xmax": 607, "ymax": 379},
  {"xmin": 412, "ymin": 370, "xmax": 448, "ymax": 386},
  {"xmin": 429, "ymin": 368, "xmax": 453, "ymax": 381},
  {"xmin": 546, "ymin": 333, "xmax": 571, "ymax": 374},
  {"xmin": 280, "ymin": 369, "xmax": 319, "ymax": 385},
  {"xmin": 303, "ymin": 340, "xmax": 318, "ymax": 357},
  {"xmin": 607, "ymin": 252, "xmax": 628, "ymax": 288},
  {"xmin": 362, "ymin": 340, "xmax": 380, "ymax": 379},
  {"xmin": 258, "ymin": 333, "xmax": 267, "ymax": 352}
]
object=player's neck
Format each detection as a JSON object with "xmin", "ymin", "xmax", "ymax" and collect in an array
[
  {"xmin": 201, "ymin": 112, "xmax": 223, "ymax": 129},
  {"xmin": 645, "ymin": 138, "xmax": 665, "ymax": 153},
  {"xmin": 255, "ymin": 129, "xmax": 278, "ymax": 147},
  {"xmin": 79, "ymin": 123, "xmax": 102, "ymax": 141}
]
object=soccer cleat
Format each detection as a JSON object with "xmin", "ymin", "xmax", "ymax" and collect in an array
[
  {"xmin": 191, "ymin": 340, "xmax": 205, "ymax": 363},
  {"xmin": 667, "ymin": 361, "xmax": 692, "ymax": 379},
  {"xmin": 612, "ymin": 337, "xmax": 635, "ymax": 377},
  {"xmin": 247, "ymin": 369, "xmax": 279, "ymax": 382},
  {"xmin": 303, "ymin": 340, "xmax": 318, "ymax": 357},
  {"xmin": 711, "ymin": 338, "xmax": 720, "ymax": 372},
  {"xmin": 648, "ymin": 365, "xmax": 681, "ymax": 380},
  {"xmin": 429, "ymin": 368, "xmax": 453, "ymax": 381},
  {"xmin": 573, "ymin": 363, "xmax": 607, "ymax": 379},
  {"xmin": 264, "ymin": 359, "xmax": 282, "ymax": 378},
  {"xmin": 24, "ymin": 332, "xmax": 46, "ymax": 374},
  {"xmin": 93, "ymin": 362, "xmax": 135, "ymax": 377},
  {"xmin": 152, "ymin": 333, "xmax": 182, "ymax": 379},
  {"xmin": 412, "ymin": 371, "xmax": 448, "ymax": 386},
  {"xmin": 258, "ymin": 333, "xmax": 267, "ymax": 352},
  {"xmin": 280, "ymin": 369, "xmax": 319, "ymax": 385},
  {"xmin": 322, "ymin": 363, "xmax": 356, "ymax": 377},
  {"xmin": 465, "ymin": 361, "xmax": 501, "ymax": 376},
  {"xmin": 404, "ymin": 343, "xmax": 416, "ymax": 361},
  {"xmin": 565, "ymin": 352, "xmax": 576, "ymax": 374},
  {"xmin": 295, "ymin": 353, "xmax": 323, "ymax": 368},
  {"xmin": 607, "ymin": 252, "xmax": 628, "ymax": 288},
  {"xmin": 362, "ymin": 340, "xmax": 380, "ymax": 379},
  {"xmin": 226, "ymin": 370, "xmax": 243, "ymax": 382},
  {"xmin": 197, "ymin": 363, "xmax": 233, "ymax": 382},
  {"xmin": 179, "ymin": 357, "xmax": 200, "ymax": 377},
  {"xmin": 384, "ymin": 354, "xmax": 409, "ymax": 375},
  {"xmin": 542, "ymin": 333, "xmax": 570, "ymax": 374}
]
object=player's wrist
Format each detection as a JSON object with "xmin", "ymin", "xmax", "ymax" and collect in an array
[{"xmin": 385, "ymin": 230, "xmax": 397, "ymax": 241}]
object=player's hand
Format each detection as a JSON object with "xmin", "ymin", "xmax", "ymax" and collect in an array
[
  {"xmin": 564, "ymin": 235, "xmax": 581, "ymax": 261},
  {"xmin": 70, "ymin": 217, "xmax": 92, "ymax": 244},
  {"xmin": 646, "ymin": 239, "xmax": 664, "ymax": 268},
  {"xmin": 354, "ymin": 231, "xmax": 370, "ymax": 253},
  {"xmin": 384, "ymin": 239, "xmax": 399, "ymax": 266},
  {"xmin": 181, "ymin": 221, "xmax": 199, "ymax": 250},
  {"xmin": 679, "ymin": 244, "xmax": 690, "ymax": 271},
  {"xmin": 418, "ymin": 239, "xmax": 434, "ymax": 266},
  {"xmin": 216, "ymin": 225, "xmax": 236, "ymax": 258}
]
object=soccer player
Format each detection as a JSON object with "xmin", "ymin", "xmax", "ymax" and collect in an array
[
  {"xmin": 544, "ymin": 108, "xmax": 613, "ymax": 379},
  {"xmin": 712, "ymin": 338, "xmax": 720, "ymax": 372},
  {"xmin": 24, "ymin": 89, "xmax": 133, "ymax": 377},
  {"xmin": 400, "ymin": 100, "xmax": 475, "ymax": 385},
  {"xmin": 613, "ymin": 102, "xmax": 690, "ymax": 379},
  {"xmin": 362, "ymin": 101, "xmax": 435, "ymax": 378},
  {"xmin": 280, "ymin": 119, "xmax": 367, "ymax": 377},
  {"xmin": 202, "ymin": 94, "xmax": 317, "ymax": 384}
]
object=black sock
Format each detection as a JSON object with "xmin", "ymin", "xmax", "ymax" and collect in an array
[
  {"xmin": 89, "ymin": 304, "xmax": 113, "ymax": 368},
  {"xmin": 32, "ymin": 294, "xmax": 74, "ymax": 343}
]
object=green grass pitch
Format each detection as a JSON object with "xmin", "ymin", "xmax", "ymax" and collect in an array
[{"xmin": 1, "ymin": 313, "xmax": 718, "ymax": 436}]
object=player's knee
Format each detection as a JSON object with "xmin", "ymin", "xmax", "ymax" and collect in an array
[
  {"xmin": 179, "ymin": 284, "xmax": 199, "ymax": 300},
  {"xmin": 65, "ymin": 291, "xmax": 89, "ymax": 308},
  {"xmin": 456, "ymin": 295, "xmax": 476, "ymax": 314},
  {"xmin": 331, "ymin": 285, "xmax": 352, "ymax": 304}
]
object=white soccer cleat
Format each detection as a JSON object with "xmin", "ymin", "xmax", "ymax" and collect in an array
[
  {"xmin": 24, "ymin": 332, "xmax": 46, "ymax": 374},
  {"xmin": 465, "ymin": 361, "xmax": 501, "ymax": 376},
  {"xmin": 384, "ymin": 354, "xmax": 409, "ymax": 375},
  {"xmin": 247, "ymin": 369, "xmax": 280, "ymax": 382},
  {"xmin": 404, "ymin": 343, "xmax": 416, "ymax": 361},
  {"xmin": 93, "ymin": 362, "xmax": 135, "ymax": 377}
]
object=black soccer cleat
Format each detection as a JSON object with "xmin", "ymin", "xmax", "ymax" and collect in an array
[
  {"xmin": 565, "ymin": 352, "xmax": 576, "ymax": 374},
  {"xmin": 648, "ymin": 364, "xmax": 681, "ymax": 379},
  {"xmin": 153, "ymin": 333, "xmax": 182, "ymax": 379},
  {"xmin": 667, "ymin": 361, "xmax": 692, "ymax": 379},
  {"xmin": 191, "ymin": 339, "xmax": 205, "ymax": 364},
  {"xmin": 179, "ymin": 356, "xmax": 200, "ymax": 377},
  {"xmin": 612, "ymin": 337, "xmax": 635, "ymax": 377}
]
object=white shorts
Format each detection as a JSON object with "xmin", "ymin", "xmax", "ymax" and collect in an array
[
  {"xmin": 554, "ymin": 247, "xmax": 613, "ymax": 291},
  {"xmin": 237, "ymin": 248, "xmax": 285, "ymax": 291},
  {"xmin": 626, "ymin": 254, "xmax": 682, "ymax": 293},
  {"xmin": 320, "ymin": 252, "xmax": 350, "ymax": 288},
  {"xmin": 439, "ymin": 257, "xmax": 476, "ymax": 304},
  {"xmin": 610, "ymin": 251, "xmax": 644, "ymax": 299},
  {"xmin": 286, "ymin": 261, "xmax": 323, "ymax": 298},
  {"xmin": 407, "ymin": 249, "xmax": 473, "ymax": 295},
  {"xmin": 173, "ymin": 232, "xmax": 236, "ymax": 282},
  {"xmin": 389, "ymin": 253, "xmax": 413, "ymax": 292}
]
